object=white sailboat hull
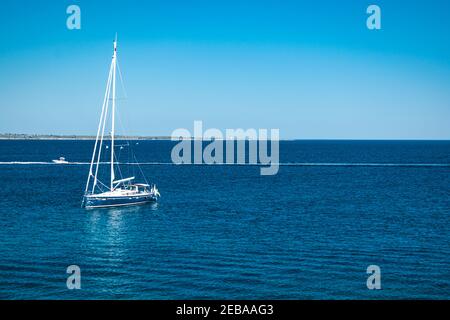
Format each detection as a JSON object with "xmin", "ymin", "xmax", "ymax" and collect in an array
[{"xmin": 83, "ymin": 190, "xmax": 157, "ymax": 209}]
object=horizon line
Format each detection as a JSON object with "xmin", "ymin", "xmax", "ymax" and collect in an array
[{"xmin": 0, "ymin": 133, "xmax": 449, "ymax": 141}]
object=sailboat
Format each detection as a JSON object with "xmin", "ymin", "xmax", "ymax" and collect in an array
[{"xmin": 82, "ymin": 37, "xmax": 160, "ymax": 209}]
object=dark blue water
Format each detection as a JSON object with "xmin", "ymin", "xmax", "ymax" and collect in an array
[{"xmin": 0, "ymin": 140, "xmax": 449, "ymax": 299}]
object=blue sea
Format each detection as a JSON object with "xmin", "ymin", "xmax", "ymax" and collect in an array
[{"xmin": 0, "ymin": 140, "xmax": 449, "ymax": 299}]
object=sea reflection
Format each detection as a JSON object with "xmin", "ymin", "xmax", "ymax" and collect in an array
[{"xmin": 84, "ymin": 203, "xmax": 159, "ymax": 263}]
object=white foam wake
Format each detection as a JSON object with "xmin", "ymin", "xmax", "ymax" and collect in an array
[{"xmin": 0, "ymin": 161, "xmax": 449, "ymax": 167}]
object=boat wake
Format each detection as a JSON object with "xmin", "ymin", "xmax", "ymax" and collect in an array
[{"xmin": 1, "ymin": 161, "xmax": 449, "ymax": 167}]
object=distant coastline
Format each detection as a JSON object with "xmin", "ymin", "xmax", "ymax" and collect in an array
[
  {"xmin": 1, "ymin": 133, "xmax": 449, "ymax": 141},
  {"xmin": 0, "ymin": 133, "xmax": 173, "ymax": 140}
]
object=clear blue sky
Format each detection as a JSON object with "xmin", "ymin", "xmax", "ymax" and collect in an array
[{"xmin": 0, "ymin": 0, "xmax": 449, "ymax": 139}]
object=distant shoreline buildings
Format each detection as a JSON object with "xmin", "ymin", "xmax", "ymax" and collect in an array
[{"xmin": 0, "ymin": 133, "xmax": 173, "ymax": 140}]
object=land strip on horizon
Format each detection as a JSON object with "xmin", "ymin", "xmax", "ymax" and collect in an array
[{"xmin": 0, "ymin": 133, "xmax": 172, "ymax": 140}]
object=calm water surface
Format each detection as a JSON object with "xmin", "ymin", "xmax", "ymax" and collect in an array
[{"xmin": 0, "ymin": 140, "xmax": 449, "ymax": 299}]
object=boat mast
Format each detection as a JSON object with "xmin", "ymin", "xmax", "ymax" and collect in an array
[
  {"xmin": 111, "ymin": 36, "xmax": 117, "ymax": 191},
  {"xmin": 84, "ymin": 45, "xmax": 114, "ymax": 195}
]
